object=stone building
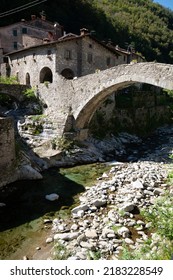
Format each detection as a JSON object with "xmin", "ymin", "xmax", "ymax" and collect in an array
[
  {"xmin": 1, "ymin": 28, "xmax": 125, "ymax": 86},
  {"xmin": 0, "ymin": 12, "xmax": 63, "ymax": 70}
]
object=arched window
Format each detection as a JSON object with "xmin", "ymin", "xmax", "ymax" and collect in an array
[
  {"xmin": 40, "ymin": 67, "xmax": 53, "ymax": 83},
  {"xmin": 26, "ymin": 72, "xmax": 30, "ymax": 85},
  {"xmin": 61, "ymin": 68, "xmax": 74, "ymax": 80}
]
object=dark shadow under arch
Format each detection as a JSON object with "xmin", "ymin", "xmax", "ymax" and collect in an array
[
  {"xmin": 61, "ymin": 68, "xmax": 74, "ymax": 80},
  {"xmin": 40, "ymin": 67, "xmax": 53, "ymax": 83}
]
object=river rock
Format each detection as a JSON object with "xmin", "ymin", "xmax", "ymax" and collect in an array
[
  {"xmin": 91, "ymin": 199, "xmax": 107, "ymax": 207},
  {"xmin": 117, "ymin": 226, "xmax": 130, "ymax": 237},
  {"xmin": 124, "ymin": 238, "xmax": 134, "ymax": 244},
  {"xmin": 18, "ymin": 164, "xmax": 43, "ymax": 180},
  {"xmin": 80, "ymin": 241, "xmax": 95, "ymax": 250},
  {"xmin": 70, "ymin": 224, "xmax": 79, "ymax": 231},
  {"xmin": 153, "ymin": 188, "xmax": 164, "ymax": 196},
  {"xmin": 54, "ymin": 232, "xmax": 79, "ymax": 241},
  {"xmin": 132, "ymin": 180, "xmax": 144, "ymax": 189},
  {"xmin": 45, "ymin": 193, "xmax": 59, "ymax": 201},
  {"xmin": 71, "ymin": 204, "xmax": 89, "ymax": 214},
  {"xmin": 120, "ymin": 203, "xmax": 135, "ymax": 213},
  {"xmin": 102, "ymin": 227, "xmax": 116, "ymax": 238},
  {"xmin": 46, "ymin": 237, "xmax": 53, "ymax": 243},
  {"xmin": 85, "ymin": 229, "xmax": 98, "ymax": 239}
]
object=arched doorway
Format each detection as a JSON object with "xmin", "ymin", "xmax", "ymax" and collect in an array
[
  {"xmin": 40, "ymin": 67, "xmax": 53, "ymax": 83},
  {"xmin": 26, "ymin": 72, "xmax": 30, "ymax": 85},
  {"xmin": 61, "ymin": 68, "xmax": 74, "ymax": 79}
]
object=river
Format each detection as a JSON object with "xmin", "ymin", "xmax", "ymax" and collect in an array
[
  {"xmin": 0, "ymin": 163, "xmax": 110, "ymax": 260},
  {"xmin": 0, "ymin": 124, "xmax": 173, "ymax": 260}
]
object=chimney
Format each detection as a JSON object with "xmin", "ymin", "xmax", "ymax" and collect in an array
[
  {"xmin": 31, "ymin": 15, "xmax": 36, "ymax": 20},
  {"xmin": 40, "ymin": 11, "xmax": 46, "ymax": 21},
  {"xmin": 80, "ymin": 28, "xmax": 89, "ymax": 36}
]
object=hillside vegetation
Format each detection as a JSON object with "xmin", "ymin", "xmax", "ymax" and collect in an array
[{"xmin": 1, "ymin": 0, "xmax": 173, "ymax": 63}]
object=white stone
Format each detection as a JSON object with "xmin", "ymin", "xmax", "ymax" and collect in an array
[
  {"xmin": 85, "ymin": 229, "xmax": 98, "ymax": 239},
  {"xmin": 145, "ymin": 222, "xmax": 152, "ymax": 229},
  {"xmin": 45, "ymin": 193, "xmax": 59, "ymax": 201},
  {"xmin": 102, "ymin": 172, "xmax": 109, "ymax": 178},
  {"xmin": 71, "ymin": 204, "xmax": 89, "ymax": 214},
  {"xmin": 54, "ymin": 232, "xmax": 79, "ymax": 241},
  {"xmin": 136, "ymin": 220, "xmax": 145, "ymax": 225},
  {"xmin": 70, "ymin": 224, "xmax": 79, "ymax": 231},
  {"xmin": 117, "ymin": 226, "xmax": 130, "ymax": 237},
  {"xmin": 77, "ymin": 210, "xmax": 85, "ymax": 217},
  {"xmin": 132, "ymin": 180, "xmax": 144, "ymax": 189},
  {"xmin": 153, "ymin": 188, "xmax": 164, "ymax": 196},
  {"xmin": 124, "ymin": 238, "xmax": 134, "ymax": 244},
  {"xmin": 80, "ymin": 241, "xmax": 95, "ymax": 250},
  {"xmin": 110, "ymin": 186, "xmax": 116, "ymax": 192},
  {"xmin": 91, "ymin": 199, "xmax": 107, "ymax": 207},
  {"xmin": 46, "ymin": 237, "xmax": 53, "ymax": 243}
]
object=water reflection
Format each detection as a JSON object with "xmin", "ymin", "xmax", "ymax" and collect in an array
[{"xmin": 0, "ymin": 168, "xmax": 85, "ymax": 232}]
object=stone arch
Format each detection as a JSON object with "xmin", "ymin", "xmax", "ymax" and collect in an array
[
  {"xmin": 40, "ymin": 67, "xmax": 53, "ymax": 83},
  {"xmin": 61, "ymin": 68, "xmax": 74, "ymax": 79},
  {"xmin": 72, "ymin": 63, "xmax": 173, "ymax": 130},
  {"xmin": 26, "ymin": 72, "xmax": 30, "ymax": 85}
]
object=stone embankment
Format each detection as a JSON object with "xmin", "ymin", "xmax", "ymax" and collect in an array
[{"xmin": 41, "ymin": 126, "xmax": 173, "ymax": 260}]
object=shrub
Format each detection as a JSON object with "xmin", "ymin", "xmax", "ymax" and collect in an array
[
  {"xmin": 51, "ymin": 136, "xmax": 74, "ymax": 151},
  {"xmin": 22, "ymin": 87, "xmax": 37, "ymax": 101},
  {"xmin": 0, "ymin": 76, "xmax": 19, "ymax": 84},
  {"xmin": 142, "ymin": 192, "xmax": 173, "ymax": 240}
]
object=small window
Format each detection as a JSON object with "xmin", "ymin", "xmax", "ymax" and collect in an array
[
  {"xmin": 87, "ymin": 53, "xmax": 93, "ymax": 64},
  {"xmin": 107, "ymin": 57, "xmax": 111, "ymax": 66},
  {"xmin": 22, "ymin": 27, "xmax": 27, "ymax": 34},
  {"xmin": 13, "ymin": 29, "xmax": 17, "ymax": 36},
  {"xmin": 89, "ymin": 44, "xmax": 92, "ymax": 48},
  {"xmin": 64, "ymin": 50, "xmax": 71, "ymax": 59},
  {"xmin": 47, "ymin": 49, "xmax": 51, "ymax": 55},
  {"xmin": 124, "ymin": 56, "xmax": 126, "ymax": 62},
  {"xmin": 13, "ymin": 42, "xmax": 18, "ymax": 50}
]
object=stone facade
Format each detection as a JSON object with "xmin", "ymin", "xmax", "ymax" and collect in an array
[
  {"xmin": 0, "ymin": 84, "xmax": 29, "ymax": 101},
  {"xmin": 2, "ymin": 34, "xmax": 124, "ymax": 85},
  {"xmin": 0, "ymin": 16, "xmax": 63, "ymax": 55},
  {"xmin": 0, "ymin": 117, "xmax": 16, "ymax": 188}
]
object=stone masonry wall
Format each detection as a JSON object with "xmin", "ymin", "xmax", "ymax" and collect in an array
[
  {"xmin": 0, "ymin": 117, "xmax": 16, "ymax": 188},
  {"xmin": 89, "ymin": 90, "xmax": 173, "ymax": 137},
  {"xmin": 0, "ymin": 84, "xmax": 29, "ymax": 101}
]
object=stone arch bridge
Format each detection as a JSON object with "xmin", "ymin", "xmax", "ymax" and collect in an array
[
  {"xmin": 45, "ymin": 62, "xmax": 173, "ymax": 139},
  {"xmin": 70, "ymin": 62, "xmax": 173, "ymax": 130},
  {"xmin": 2, "ymin": 62, "xmax": 173, "ymax": 139}
]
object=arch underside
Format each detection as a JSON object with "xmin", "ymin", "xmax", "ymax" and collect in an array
[{"xmin": 75, "ymin": 77, "xmax": 169, "ymax": 130}]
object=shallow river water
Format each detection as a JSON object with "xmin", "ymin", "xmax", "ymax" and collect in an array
[
  {"xmin": 0, "ymin": 125, "xmax": 172, "ymax": 260},
  {"xmin": 0, "ymin": 163, "xmax": 110, "ymax": 260}
]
